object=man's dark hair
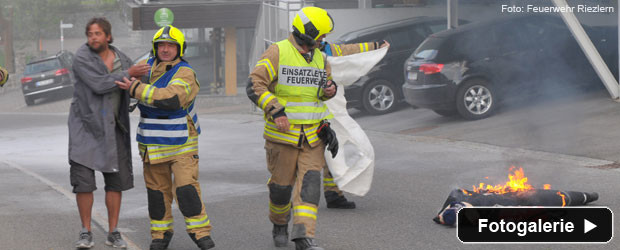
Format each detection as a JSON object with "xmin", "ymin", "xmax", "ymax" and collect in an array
[{"xmin": 85, "ymin": 17, "xmax": 113, "ymax": 44}]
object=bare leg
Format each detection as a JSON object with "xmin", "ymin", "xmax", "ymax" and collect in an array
[
  {"xmin": 76, "ymin": 192, "xmax": 94, "ymax": 231},
  {"xmin": 106, "ymin": 191, "xmax": 122, "ymax": 232}
]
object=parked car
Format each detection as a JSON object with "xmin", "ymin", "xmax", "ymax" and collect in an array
[
  {"xmin": 402, "ymin": 14, "xmax": 618, "ymax": 120},
  {"xmin": 334, "ymin": 16, "xmax": 468, "ymax": 115},
  {"xmin": 21, "ymin": 50, "xmax": 75, "ymax": 106}
]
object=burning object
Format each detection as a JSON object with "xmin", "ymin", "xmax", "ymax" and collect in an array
[{"xmin": 434, "ymin": 167, "xmax": 598, "ymax": 226}]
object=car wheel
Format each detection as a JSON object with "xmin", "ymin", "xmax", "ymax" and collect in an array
[
  {"xmin": 433, "ymin": 109, "xmax": 457, "ymax": 117},
  {"xmin": 24, "ymin": 96, "xmax": 35, "ymax": 106},
  {"xmin": 456, "ymin": 79, "xmax": 496, "ymax": 120},
  {"xmin": 362, "ymin": 79, "xmax": 397, "ymax": 115}
]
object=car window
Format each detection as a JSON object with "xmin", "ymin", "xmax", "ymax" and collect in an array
[
  {"xmin": 350, "ymin": 32, "xmax": 384, "ymax": 46},
  {"xmin": 388, "ymin": 26, "xmax": 426, "ymax": 52},
  {"xmin": 408, "ymin": 25, "xmax": 428, "ymax": 47},
  {"xmin": 65, "ymin": 53, "xmax": 74, "ymax": 65},
  {"xmin": 59, "ymin": 53, "xmax": 71, "ymax": 66},
  {"xmin": 413, "ymin": 49, "xmax": 438, "ymax": 60},
  {"xmin": 388, "ymin": 29, "xmax": 410, "ymax": 51},
  {"xmin": 413, "ymin": 36, "xmax": 445, "ymax": 61},
  {"xmin": 25, "ymin": 59, "xmax": 61, "ymax": 75},
  {"xmin": 428, "ymin": 22, "xmax": 449, "ymax": 35},
  {"xmin": 427, "ymin": 20, "xmax": 469, "ymax": 35}
]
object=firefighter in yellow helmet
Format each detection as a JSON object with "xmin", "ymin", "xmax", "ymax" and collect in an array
[
  {"xmin": 246, "ymin": 6, "xmax": 336, "ymax": 250},
  {"xmin": 0, "ymin": 66, "xmax": 8, "ymax": 87},
  {"xmin": 114, "ymin": 25, "xmax": 214, "ymax": 250}
]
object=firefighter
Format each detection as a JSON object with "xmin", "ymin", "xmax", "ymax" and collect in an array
[
  {"xmin": 114, "ymin": 25, "xmax": 214, "ymax": 250},
  {"xmin": 319, "ymin": 39, "xmax": 389, "ymax": 209},
  {"xmin": 0, "ymin": 66, "xmax": 8, "ymax": 87},
  {"xmin": 247, "ymin": 6, "xmax": 336, "ymax": 250}
]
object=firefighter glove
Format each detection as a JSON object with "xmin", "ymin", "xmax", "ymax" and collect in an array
[{"xmin": 317, "ymin": 120, "xmax": 338, "ymax": 158}]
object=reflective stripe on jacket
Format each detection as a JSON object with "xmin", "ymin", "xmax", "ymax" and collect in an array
[
  {"xmin": 256, "ymin": 39, "xmax": 333, "ymax": 146},
  {"xmin": 0, "ymin": 66, "xmax": 8, "ymax": 86},
  {"xmin": 137, "ymin": 58, "xmax": 201, "ymax": 146},
  {"xmin": 135, "ymin": 57, "xmax": 201, "ymax": 163},
  {"xmin": 273, "ymin": 39, "xmax": 333, "ymax": 125},
  {"xmin": 263, "ymin": 120, "xmax": 320, "ymax": 145},
  {"xmin": 248, "ymin": 36, "xmax": 335, "ymax": 147},
  {"xmin": 137, "ymin": 101, "xmax": 200, "ymax": 145},
  {"xmin": 326, "ymin": 42, "xmax": 376, "ymax": 57}
]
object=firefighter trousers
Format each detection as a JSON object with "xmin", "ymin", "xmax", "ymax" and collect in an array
[
  {"xmin": 322, "ymin": 167, "xmax": 344, "ymax": 198},
  {"xmin": 265, "ymin": 139, "xmax": 326, "ymax": 240},
  {"xmin": 143, "ymin": 153, "xmax": 212, "ymax": 240}
]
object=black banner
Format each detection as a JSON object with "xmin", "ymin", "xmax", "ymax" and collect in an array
[{"xmin": 457, "ymin": 207, "xmax": 613, "ymax": 243}]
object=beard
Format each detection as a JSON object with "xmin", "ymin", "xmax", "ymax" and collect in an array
[{"xmin": 88, "ymin": 42, "xmax": 107, "ymax": 53}]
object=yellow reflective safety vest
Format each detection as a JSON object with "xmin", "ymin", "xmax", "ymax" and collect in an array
[{"xmin": 263, "ymin": 39, "xmax": 334, "ymax": 146}]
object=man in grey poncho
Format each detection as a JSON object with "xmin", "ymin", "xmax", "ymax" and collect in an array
[{"xmin": 68, "ymin": 17, "xmax": 149, "ymax": 249}]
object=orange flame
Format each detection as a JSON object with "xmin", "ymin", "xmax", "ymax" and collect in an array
[
  {"xmin": 557, "ymin": 191, "xmax": 566, "ymax": 207},
  {"xmin": 460, "ymin": 167, "xmax": 566, "ymax": 206},
  {"xmin": 463, "ymin": 167, "xmax": 553, "ymax": 194},
  {"xmin": 468, "ymin": 167, "xmax": 535, "ymax": 194}
]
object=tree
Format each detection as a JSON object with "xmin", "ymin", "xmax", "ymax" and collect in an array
[{"xmin": 0, "ymin": 0, "xmax": 118, "ymax": 50}]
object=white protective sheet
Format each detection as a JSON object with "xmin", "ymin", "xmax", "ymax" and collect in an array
[{"xmin": 324, "ymin": 46, "xmax": 388, "ymax": 196}]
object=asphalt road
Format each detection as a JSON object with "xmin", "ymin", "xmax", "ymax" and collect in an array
[{"xmin": 0, "ymin": 87, "xmax": 619, "ymax": 250}]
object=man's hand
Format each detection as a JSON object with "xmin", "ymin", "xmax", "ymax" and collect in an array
[
  {"xmin": 128, "ymin": 64, "xmax": 150, "ymax": 78},
  {"xmin": 380, "ymin": 40, "xmax": 390, "ymax": 48},
  {"xmin": 114, "ymin": 77, "xmax": 136, "ymax": 90},
  {"xmin": 274, "ymin": 116, "xmax": 290, "ymax": 132},
  {"xmin": 323, "ymin": 80, "xmax": 336, "ymax": 97}
]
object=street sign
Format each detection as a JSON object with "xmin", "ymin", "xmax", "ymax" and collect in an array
[
  {"xmin": 60, "ymin": 20, "xmax": 73, "ymax": 51},
  {"xmin": 154, "ymin": 8, "xmax": 174, "ymax": 27}
]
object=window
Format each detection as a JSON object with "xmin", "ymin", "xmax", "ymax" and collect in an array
[
  {"xmin": 60, "ymin": 52, "xmax": 74, "ymax": 66},
  {"xmin": 388, "ymin": 28, "xmax": 410, "ymax": 51},
  {"xmin": 407, "ymin": 25, "xmax": 428, "ymax": 46},
  {"xmin": 386, "ymin": 25, "xmax": 426, "ymax": 51},
  {"xmin": 25, "ymin": 59, "xmax": 61, "ymax": 75},
  {"xmin": 414, "ymin": 49, "xmax": 438, "ymax": 60},
  {"xmin": 428, "ymin": 22, "xmax": 449, "ymax": 34},
  {"xmin": 66, "ymin": 53, "xmax": 74, "ymax": 65}
]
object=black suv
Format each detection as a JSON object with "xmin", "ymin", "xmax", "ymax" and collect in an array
[
  {"xmin": 21, "ymin": 51, "xmax": 75, "ymax": 106},
  {"xmin": 335, "ymin": 16, "xmax": 467, "ymax": 115},
  {"xmin": 402, "ymin": 14, "xmax": 618, "ymax": 120}
]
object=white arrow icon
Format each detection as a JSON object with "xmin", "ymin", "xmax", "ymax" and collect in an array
[{"xmin": 584, "ymin": 219, "xmax": 597, "ymax": 234}]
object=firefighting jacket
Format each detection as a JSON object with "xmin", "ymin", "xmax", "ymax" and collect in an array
[
  {"xmin": 248, "ymin": 35, "xmax": 335, "ymax": 148},
  {"xmin": 0, "ymin": 66, "xmax": 8, "ymax": 87},
  {"xmin": 129, "ymin": 57, "xmax": 200, "ymax": 164},
  {"xmin": 324, "ymin": 42, "xmax": 378, "ymax": 57}
]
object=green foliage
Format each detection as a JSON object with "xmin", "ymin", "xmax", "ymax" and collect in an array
[
  {"xmin": 24, "ymin": 53, "xmax": 34, "ymax": 64},
  {"xmin": 1, "ymin": 0, "xmax": 119, "ymax": 41},
  {"xmin": 0, "ymin": 50, "xmax": 5, "ymax": 68}
]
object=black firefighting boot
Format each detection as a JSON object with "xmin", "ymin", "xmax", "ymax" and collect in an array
[
  {"xmin": 294, "ymin": 238, "xmax": 324, "ymax": 250},
  {"xmin": 325, "ymin": 191, "xmax": 356, "ymax": 209},
  {"xmin": 272, "ymin": 224, "xmax": 288, "ymax": 247},
  {"xmin": 149, "ymin": 231, "xmax": 173, "ymax": 250},
  {"xmin": 189, "ymin": 233, "xmax": 215, "ymax": 250}
]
